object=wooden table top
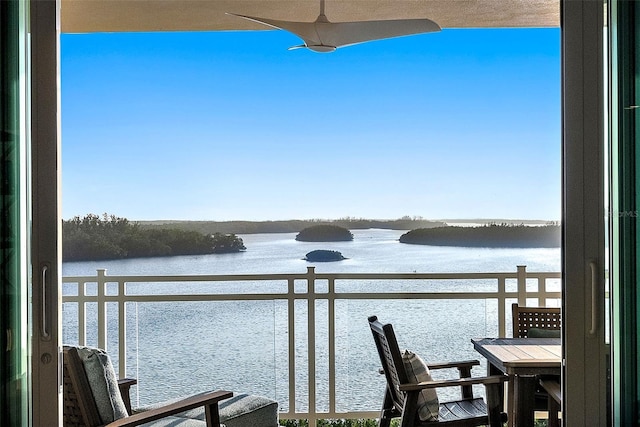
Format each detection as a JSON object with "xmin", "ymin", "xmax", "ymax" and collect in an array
[{"xmin": 471, "ymin": 337, "xmax": 561, "ymax": 375}]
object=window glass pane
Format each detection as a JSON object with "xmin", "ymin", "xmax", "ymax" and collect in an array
[
  {"xmin": 1, "ymin": 0, "xmax": 30, "ymax": 425},
  {"xmin": 610, "ymin": 0, "xmax": 640, "ymax": 424}
]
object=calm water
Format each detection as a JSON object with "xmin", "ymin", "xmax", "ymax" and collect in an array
[
  {"xmin": 63, "ymin": 229, "xmax": 561, "ymax": 276},
  {"xmin": 62, "ymin": 229, "xmax": 561, "ymax": 413}
]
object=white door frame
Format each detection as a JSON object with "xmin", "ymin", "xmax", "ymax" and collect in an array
[
  {"xmin": 562, "ymin": 0, "xmax": 609, "ymax": 425},
  {"xmin": 30, "ymin": 0, "xmax": 61, "ymax": 425}
]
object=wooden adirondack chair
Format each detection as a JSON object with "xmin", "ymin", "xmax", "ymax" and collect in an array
[
  {"xmin": 368, "ymin": 316, "xmax": 507, "ymax": 427},
  {"xmin": 63, "ymin": 345, "xmax": 232, "ymax": 427}
]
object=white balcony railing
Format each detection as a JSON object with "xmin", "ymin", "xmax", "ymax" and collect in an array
[{"xmin": 62, "ymin": 265, "xmax": 561, "ymax": 425}]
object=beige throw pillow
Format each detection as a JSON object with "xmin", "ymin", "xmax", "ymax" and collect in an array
[{"xmin": 401, "ymin": 349, "xmax": 439, "ymax": 422}]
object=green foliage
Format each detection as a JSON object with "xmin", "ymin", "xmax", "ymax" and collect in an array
[
  {"xmin": 211, "ymin": 232, "xmax": 246, "ymax": 253},
  {"xmin": 278, "ymin": 418, "xmax": 511, "ymax": 427},
  {"xmin": 279, "ymin": 419, "xmax": 397, "ymax": 427},
  {"xmin": 295, "ymin": 225, "xmax": 354, "ymax": 242},
  {"xmin": 63, "ymin": 213, "xmax": 246, "ymax": 261},
  {"xmin": 399, "ymin": 225, "xmax": 561, "ymax": 248}
]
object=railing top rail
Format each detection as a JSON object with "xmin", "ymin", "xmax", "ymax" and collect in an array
[
  {"xmin": 62, "ymin": 272, "xmax": 308, "ymax": 282},
  {"xmin": 318, "ymin": 272, "xmax": 561, "ymax": 279},
  {"xmin": 62, "ymin": 270, "xmax": 561, "ymax": 283},
  {"xmin": 62, "ymin": 291, "xmax": 562, "ymax": 303}
]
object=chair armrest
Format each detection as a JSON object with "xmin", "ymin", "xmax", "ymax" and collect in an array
[
  {"xmin": 426, "ymin": 360, "xmax": 480, "ymax": 370},
  {"xmin": 117, "ymin": 378, "xmax": 137, "ymax": 415},
  {"xmin": 399, "ymin": 374, "xmax": 507, "ymax": 391},
  {"xmin": 118, "ymin": 378, "xmax": 137, "ymax": 388},
  {"xmin": 379, "ymin": 360, "xmax": 480, "ymax": 374},
  {"xmin": 426, "ymin": 360, "xmax": 481, "ymax": 399},
  {"xmin": 540, "ymin": 378, "xmax": 562, "ymax": 404},
  {"xmin": 105, "ymin": 390, "xmax": 233, "ymax": 427}
]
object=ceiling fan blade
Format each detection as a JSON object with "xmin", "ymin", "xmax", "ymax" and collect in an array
[
  {"xmin": 227, "ymin": 13, "xmax": 440, "ymax": 52},
  {"xmin": 315, "ymin": 18, "xmax": 441, "ymax": 48}
]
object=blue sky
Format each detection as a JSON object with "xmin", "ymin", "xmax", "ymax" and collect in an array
[{"xmin": 61, "ymin": 27, "xmax": 560, "ymax": 222}]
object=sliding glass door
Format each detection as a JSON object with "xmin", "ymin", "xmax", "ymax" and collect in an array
[
  {"xmin": 1, "ymin": 0, "xmax": 30, "ymax": 425},
  {"xmin": 610, "ymin": 1, "xmax": 640, "ymax": 424}
]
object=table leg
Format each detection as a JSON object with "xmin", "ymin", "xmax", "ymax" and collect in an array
[
  {"xmin": 507, "ymin": 374, "xmax": 515, "ymax": 427},
  {"xmin": 512, "ymin": 375, "xmax": 537, "ymax": 427},
  {"xmin": 488, "ymin": 363, "xmax": 510, "ymax": 426}
]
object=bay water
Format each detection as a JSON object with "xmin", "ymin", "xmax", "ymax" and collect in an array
[{"xmin": 62, "ymin": 229, "xmax": 561, "ymax": 414}]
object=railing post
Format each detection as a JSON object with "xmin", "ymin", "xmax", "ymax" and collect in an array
[
  {"xmin": 78, "ymin": 280, "xmax": 86, "ymax": 346},
  {"xmin": 118, "ymin": 280, "xmax": 127, "ymax": 379},
  {"xmin": 306, "ymin": 266, "xmax": 317, "ymax": 426},
  {"xmin": 287, "ymin": 276, "xmax": 296, "ymax": 418},
  {"xmin": 97, "ymin": 269, "xmax": 107, "ymax": 350},
  {"xmin": 498, "ymin": 276, "xmax": 507, "ymax": 338},
  {"xmin": 539, "ymin": 275, "xmax": 548, "ymax": 306},
  {"xmin": 328, "ymin": 277, "xmax": 336, "ymax": 417},
  {"xmin": 517, "ymin": 265, "xmax": 527, "ymax": 307}
]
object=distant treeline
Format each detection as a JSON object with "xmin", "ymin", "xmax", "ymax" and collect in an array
[
  {"xmin": 63, "ymin": 215, "xmax": 561, "ymax": 261},
  {"xmin": 138, "ymin": 216, "xmax": 446, "ymax": 235},
  {"xmin": 399, "ymin": 224, "xmax": 561, "ymax": 248},
  {"xmin": 63, "ymin": 214, "xmax": 245, "ymax": 261}
]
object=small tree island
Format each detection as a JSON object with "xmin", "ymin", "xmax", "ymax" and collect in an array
[
  {"xmin": 295, "ymin": 225, "xmax": 354, "ymax": 242},
  {"xmin": 399, "ymin": 224, "xmax": 561, "ymax": 248},
  {"xmin": 63, "ymin": 214, "xmax": 246, "ymax": 261},
  {"xmin": 304, "ymin": 250, "xmax": 347, "ymax": 262}
]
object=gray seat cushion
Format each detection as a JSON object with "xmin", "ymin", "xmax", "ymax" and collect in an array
[
  {"xmin": 142, "ymin": 394, "xmax": 278, "ymax": 427},
  {"xmin": 217, "ymin": 394, "xmax": 279, "ymax": 427}
]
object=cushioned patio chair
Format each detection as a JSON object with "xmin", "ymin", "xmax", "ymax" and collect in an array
[
  {"xmin": 63, "ymin": 345, "xmax": 279, "ymax": 427},
  {"xmin": 368, "ymin": 316, "xmax": 507, "ymax": 427},
  {"xmin": 511, "ymin": 303, "xmax": 561, "ymax": 339},
  {"xmin": 511, "ymin": 304, "xmax": 562, "ymax": 427}
]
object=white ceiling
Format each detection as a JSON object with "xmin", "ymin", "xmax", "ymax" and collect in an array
[{"xmin": 60, "ymin": 0, "xmax": 560, "ymax": 34}]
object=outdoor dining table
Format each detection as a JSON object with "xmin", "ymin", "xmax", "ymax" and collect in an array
[{"xmin": 471, "ymin": 337, "xmax": 561, "ymax": 427}]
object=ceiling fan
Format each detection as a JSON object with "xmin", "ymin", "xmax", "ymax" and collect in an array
[{"xmin": 227, "ymin": 0, "xmax": 441, "ymax": 53}]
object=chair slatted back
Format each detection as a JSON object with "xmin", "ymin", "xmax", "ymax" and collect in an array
[
  {"xmin": 512, "ymin": 304, "xmax": 561, "ymax": 338},
  {"xmin": 368, "ymin": 315, "xmax": 410, "ymax": 414},
  {"xmin": 63, "ymin": 346, "xmax": 103, "ymax": 427}
]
